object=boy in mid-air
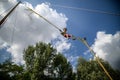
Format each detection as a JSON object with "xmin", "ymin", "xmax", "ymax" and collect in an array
[{"xmin": 60, "ymin": 28, "xmax": 76, "ymax": 40}]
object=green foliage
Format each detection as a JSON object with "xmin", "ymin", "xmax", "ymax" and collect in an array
[
  {"xmin": 76, "ymin": 57, "xmax": 120, "ymax": 80},
  {"xmin": 23, "ymin": 42, "xmax": 74, "ymax": 80},
  {"xmin": 1, "ymin": 42, "xmax": 120, "ymax": 80},
  {"xmin": 0, "ymin": 60, "xmax": 24, "ymax": 80},
  {"xmin": 52, "ymin": 53, "xmax": 75, "ymax": 80},
  {"xmin": 23, "ymin": 42, "xmax": 56, "ymax": 80}
]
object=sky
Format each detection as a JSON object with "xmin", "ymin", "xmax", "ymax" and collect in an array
[{"xmin": 0, "ymin": 0, "xmax": 120, "ymax": 70}]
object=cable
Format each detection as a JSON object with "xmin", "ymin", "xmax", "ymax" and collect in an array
[
  {"xmin": 96, "ymin": 57, "xmax": 113, "ymax": 80},
  {"xmin": 26, "ymin": 7, "xmax": 62, "ymax": 32},
  {"xmin": 11, "ymin": 8, "xmax": 18, "ymax": 45},
  {"xmin": 77, "ymin": 37, "xmax": 113, "ymax": 80},
  {"xmin": 52, "ymin": 4, "xmax": 120, "ymax": 16}
]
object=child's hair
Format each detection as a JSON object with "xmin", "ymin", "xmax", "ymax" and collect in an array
[{"xmin": 63, "ymin": 28, "xmax": 67, "ymax": 31}]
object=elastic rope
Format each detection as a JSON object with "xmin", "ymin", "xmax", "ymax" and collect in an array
[
  {"xmin": 96, "ymin": 57, "xmax": 113, "ymax": 80},
  {"xmin": 26, "ymin": 7, "xmax": 62, "ymax": 32},
  {"xmin": 77, "ymin": 37, "xmax": 113, "ymax": 80}
]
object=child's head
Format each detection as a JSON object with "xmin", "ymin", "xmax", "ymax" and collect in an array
[{"xmin": 63, "ymin": 28, "xmax": 67, "ymax": 32}]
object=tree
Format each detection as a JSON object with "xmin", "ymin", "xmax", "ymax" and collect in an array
[
  {"xmin": 1, "ymin": 42, "xmax": 120, "ymax": 80},
  {"xmin": 52, "ymin": 53, "xmax": 75, "ymax": 80},
  {"xmin": 0, "ymin": 60, "xmax": 11, "ymax": 80},
  {"xmin": 23, "ymin": 42, "xmax": 56, "ymax": 80},
  {"xmin": 23, "ymin": 42, "xmax": 75, "ymax": 80},
  {"xmin": 0, "ymin": 60, "xmax": 24, "ymax": 80},
  {"xmin": 76, "ymin": 57, "xmax": 120, "ymax": 80}
]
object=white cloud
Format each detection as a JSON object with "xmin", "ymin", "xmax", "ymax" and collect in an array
[
  {"xmin": 68, "ymin": 56, "xmax": 79, "ymax": 62},
  {"xmin": 54, "ymin": 37, "xmax": 71, "ymax": 53},
  {"xmin": 83, "ymin": 50, "xmax": 90, "ymax": 55},
  {"xmin": 67, "ymin": 55, "xmax": 79, "ymax": 72},
  {"xmin": 92, "ymin": 31, "xmax": 120, "ymax": 70},
  {"xmin": 0, "ymin": 0, "xmax": 71, "ymax": 64}
]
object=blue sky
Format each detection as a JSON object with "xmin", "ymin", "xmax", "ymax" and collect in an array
[{"xmin": 0, "ymin": 0, "xmax": 120, "ymax": 70}]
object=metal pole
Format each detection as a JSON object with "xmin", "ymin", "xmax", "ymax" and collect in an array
[{"xmin": 0, "ymin": 1, "xmax": 21, "ymax": 26}]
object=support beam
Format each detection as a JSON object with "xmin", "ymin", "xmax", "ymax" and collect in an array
[{"xmin": 0, "ymin": 1, "xmax": 21, "ymax": 27}]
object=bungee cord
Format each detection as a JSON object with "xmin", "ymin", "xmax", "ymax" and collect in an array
[
  {"xmin": 77, "ymin": 37, "xmax": 113, "ymax": 80},
  {"xmin": 26, "ymin": 7, "xmax": 62, "ymax": 32}
]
